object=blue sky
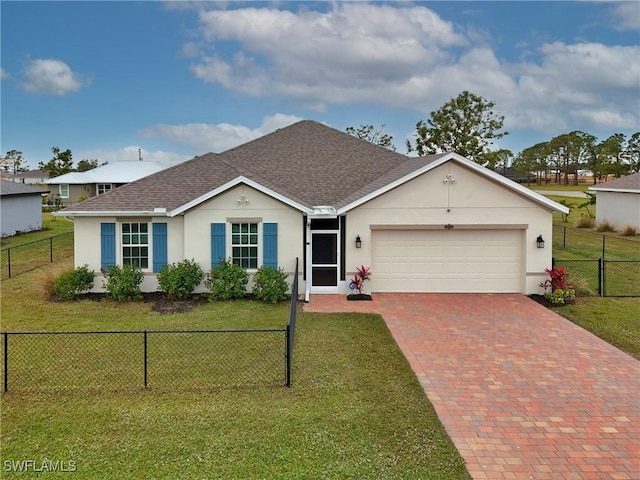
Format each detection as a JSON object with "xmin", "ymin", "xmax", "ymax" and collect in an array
[{"xmin": 2, "ymin": 1, "xmax": 639, "ymax": 169}]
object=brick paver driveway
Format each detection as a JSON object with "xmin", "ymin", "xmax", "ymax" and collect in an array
[{"xmin": 305, "ymin": 293, "xmax": 639, "ymax": 480}]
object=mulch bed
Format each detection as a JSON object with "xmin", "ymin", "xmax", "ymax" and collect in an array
[{"xmin": 70, "ymin": 292, "xmax": 209, "ymax": 315}]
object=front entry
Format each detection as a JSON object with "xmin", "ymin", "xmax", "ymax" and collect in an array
[{"xmin": 310, "ymin": 218, "xmax": 340, "ymax": 292}]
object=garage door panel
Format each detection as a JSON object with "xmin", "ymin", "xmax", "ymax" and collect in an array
[{"xmin": 372, "ymin": 229, "xmax": 522, "ymax": 293}]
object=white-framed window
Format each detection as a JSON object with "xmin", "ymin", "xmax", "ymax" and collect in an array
[
  {"xmin": 59, "ymin": 184, "xmax": 69, "ymax": 198},
  {"xmin": 231, "ymin": 222, "xmax": 258, "ymax": 269},
  {"xmin": 121, "ymin": 222, "xmax": 149, "ymax": 269},
  {"xmin": 97, "ymin": 183, "xmax": 112, "ymax": 195}
]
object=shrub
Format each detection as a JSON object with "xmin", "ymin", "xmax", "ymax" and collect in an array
[
  {"xmin": 575, "ymin": 215, "xmax": 595, "ymax": 229},
  {"xmin": 619, "ymin": 225, "xmax": 638, "ymax": 237},
  {"xmin": 596, "ymin": 219, "xmax": 615, "ymax": 232},
  {"xmin": 157, "ymin": 259, "xmax": 204, "ymax": 300},
  {"xmin": 544, "ymin": 288, "xmax": 576, "ymax": 305},
  {"xmin": 252, "ymin": 266, "xmax": 289, "ymax": 303},
  {"xmin": 103, "ymin": 264, "xmax": 144, "ymax": 301},
  {"xmin": 539, "ymin": 266, "xmax": 575, "ymax": 305},
  {"xmin": 204, "ymin": 259, "xmax": 248, "ymax": 301},
  {"xmin": 349, "ymin": 265, "xmax": 371, "ymax": 295},
  {"xmin": 51, "ymin": 264, "xmax": 95, "ymax": 300}
]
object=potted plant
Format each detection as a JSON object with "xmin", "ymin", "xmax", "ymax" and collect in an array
[{"xmin": 347, "ymin": 265, "xmax": 372, "ymax": 301}]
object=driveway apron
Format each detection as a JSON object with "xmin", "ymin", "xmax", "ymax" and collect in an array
[{"xmin": 304, "ymin": 293, "xmax": 639, "ymax": 480}]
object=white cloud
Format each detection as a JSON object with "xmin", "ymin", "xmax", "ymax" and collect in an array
[
  {"xmin": 77, "ymin": 146, "xmax": 191, "ymax": 166},
  {"xmin": 608, "ymin": 2, "xmax": 640, "ymax": 31},
  {"xmin": 137, "ymin": 113, "xmax": 304, "ymax": 153},
  {"xmin": 0, "ymin": 68, "xmax": 9, "ymax": 80},
  {"xmin": 185, "ymin": 3, "xmax": 639, "ymax": 134},
  {"xmin": 21, "ymin": 59, "xmax": 88, "ymax": 96}
]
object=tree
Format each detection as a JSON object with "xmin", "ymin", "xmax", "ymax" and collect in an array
[
  {"xmin": 478, "ymin": 149, "xmax": 513, "ymax": 171},
  {"xmin": 623, "ymin": 132, "xmax": 639, "ymax": 174},
  {"xmin": 345, "ymin": 124, "xmax": 395, "ymax": 151},
  {"xmin": 547, "ymin": 131, "xmax": 596, "ymax": 185},
  {"xmin": 406, "ymin": 91, "xmax": 508, "ymax": 162},
  {"xmin": 77, "ymin": 159, "xmax": 100, "ymax": 172},
  {"xmin": 596, "ymin": 133, "xmax": 628, "ymax": 178},
  {"xmin": 512, "ymin": 142, "xmax": 548, "ymax": 186},
  {"xmin": 39, "ymin": 147, "xmax": 74, "ymax": 178},
  {"xmin": 1, "ymin": 150, "xmax": 28, "ymax": 174}
]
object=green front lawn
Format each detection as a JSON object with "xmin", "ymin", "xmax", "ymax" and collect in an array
[
  {"xmin": 0, "ymin": 262, "xmax": 470, "ymax": 479},
  {"xmin": 551, "ymin": 297, "xmax": 640, "ymax": 360}
]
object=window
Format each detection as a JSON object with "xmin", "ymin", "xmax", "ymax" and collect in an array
[
  {"xmin": 122, "ymin": 222, "xmax": 149, "ymax": 269},
  {"xmin": 60, "ymin": 184, "xmax": 69, "ymax": 198},
  {"xmin": 97, "ymin": 183, "xmax": 112, "ymax": 195},
  {"xmin": 231, "ymin": 223, "xmax": 258, "ymax": 269}
]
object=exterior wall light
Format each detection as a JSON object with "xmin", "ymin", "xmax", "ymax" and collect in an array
[
  {"xmin": 536, "ymin": 235, "xmax": 545, "ymax": 248},
  {"xmin": 355, "ymin": 235, "xmax": 362, "ymax": 248}
]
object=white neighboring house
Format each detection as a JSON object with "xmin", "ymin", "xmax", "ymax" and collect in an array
[
  {"xmin": 57, "ymin": 121, "xmax": 569, "ymax": 297},
  {"xmin": 45, "ymin": 161, "xmax": 168, "ymax": 206},
  {"xmin": 589, "ymin": 172, "xmax": 640, "ymax": 231},
  {"xmin": 0, "ymin": 180, "xmax": 48, "ymax": 237},
  {"xmin": 8, "ymin": 169, "xmax": 49, "ymax": 185}
]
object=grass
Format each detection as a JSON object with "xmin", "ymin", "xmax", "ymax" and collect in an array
[
  {"xmin": 551, "ymin": 297, "xmax": 640, "ymax": 360},
  {"xmin": 0, "ymin": 261, "xmax": 470, "ymax": 479},
  {"xmin": 1, "ymin": 214, "xmax": 74, "ymax": 280}
]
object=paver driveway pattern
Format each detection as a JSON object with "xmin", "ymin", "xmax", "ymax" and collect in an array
[{"xmin": 304, "ymin": 294, "xmax": 640, "ymax": 480}]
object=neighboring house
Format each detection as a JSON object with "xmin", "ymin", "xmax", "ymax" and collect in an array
[
  {"xmin": 589, "ymin": 172, "xmax": 640, "ymax": 231},
  {"xmin": 58, "ymin": 120, "xmax": 568, "ymax": 297},
  {"xmin": 9, "ymin": 169, "xmax": 50, "ymax": 185},
  {"xmin": 45, "ymin": 161, "xmax": 167, "ymax": 206},
  {"xmin": 1, "ymin": 180, "xmax": 48, "ymax": 237}
]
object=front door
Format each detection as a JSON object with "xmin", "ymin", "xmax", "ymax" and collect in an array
[{"xmin": 311, "ymin": 231, "xmax": 339, "ymax": 290}]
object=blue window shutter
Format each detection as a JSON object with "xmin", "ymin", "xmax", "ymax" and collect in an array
[
  {"xmin": 263, "ymin": 222, "xmax": 278, "ymax": 269},
  {"xmin": 211, "ymin": 223, "xmax": 226, "ymax": 268},
  {"xmin": 152, "ymin": 223, "xmax": 168, "ymax": 272},
  {"xmin": 100, "ymin": 222, "xmax": 116, "ymax": 271}
]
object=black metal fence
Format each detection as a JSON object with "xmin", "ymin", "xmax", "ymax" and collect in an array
[
  {"xmin": 1, "ymin": 232, "xmax": 73, "ymax": 279},
  {"xmin": 285, "ymin": 258, "xmax": 300, "ymax": 387},
  {"xmin": 1, "ymin": 329, "xmax": 287, "ymax": 392},
  {"xmin": 1, "ymin": 258, "xmax": 301, "ymax": 392},
  {"xmin": 553, "ymin": 224, "xmax": 639, "ymax": 259},
  {"xmin": 553, "ymin": 258, "xmax": 640, "ymax": 297}
]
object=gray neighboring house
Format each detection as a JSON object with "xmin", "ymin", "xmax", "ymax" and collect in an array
[
  {"xmin": 589, "ymin": 172, "xmax": 640, "ymax": 231},
  {"xmin": 9, "ymin": 169, "xmax": 49, "ymax": 185},
  {"xmin": 45, "ymin": 161, "xmax": 167, "ymax": 206},
  {"xmin": 0, "ymin": 180, "xmax": 48, "ymax": 237}
]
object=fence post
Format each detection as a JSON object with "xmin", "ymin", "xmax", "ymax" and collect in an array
[
  {"xmin": 284, "ymin": 326, "xmax": 291, "ymax": 387},
  {"xmin": 563, "ymin": 226, "xmax": 566, "ymax": 249},
  {"xmin": 602, "ymin": 235, "xmax": 606, "ymax": 260},
  {"xmin": 4, "ymin": 333, "xmax": 8, "ymax": 392},
  {"xmin": 600, "ymin": 258, "xmax": 605, "ymax": 297},
  {"xmin": 143, "ymin": 331, "xmax": 148, "ymax": 388},
  {"xmin": 7, "ymin": 249, "xmax": 11, "ymax": 279}
]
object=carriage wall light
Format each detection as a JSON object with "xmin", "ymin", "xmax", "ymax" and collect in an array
[
  {"xmin": 355, "ymin": 235, "xmax": 362, "ymax": 248},
  {"xmin": 536, "ymin": 235, "xmax": 545, "ymax": 248}
]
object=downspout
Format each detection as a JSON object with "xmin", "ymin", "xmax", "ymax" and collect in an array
[{"xmin": 305, "ymin": 217, "xmax": 311, "ymax": 302}]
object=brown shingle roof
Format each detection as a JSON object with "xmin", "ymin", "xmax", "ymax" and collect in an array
[
  {"xmin": 590, "ymin": 172, "xmax": 640, "ymax": 192},
  {"xmin": 64, "ymin": 120, "xmax": 442, "ymax": 214}
]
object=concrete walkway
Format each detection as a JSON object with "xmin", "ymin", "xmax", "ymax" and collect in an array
[{"xmin": 304, "ymin": 294, "xmax": 639, "ymax": 480}]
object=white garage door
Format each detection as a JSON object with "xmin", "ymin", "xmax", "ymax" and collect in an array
[{"xmin": 371, "ymin": 229, "xmax": 523, "ymax": 293}]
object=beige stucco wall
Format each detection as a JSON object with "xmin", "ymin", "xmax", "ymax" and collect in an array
[
  {"xmin": 183, "ymin": 184, "xmax": 303, "ymax": 288},
  {"xmin": 596, "ymin": 191, "xmax": 640, "ymax": 230},
  {"xmin": 74, "ymin": 184, "xmax": 304, "ymax": 293},
  {"xmin": 345, "ymin": 162, "xmax": 555, "ymax": 294}
]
